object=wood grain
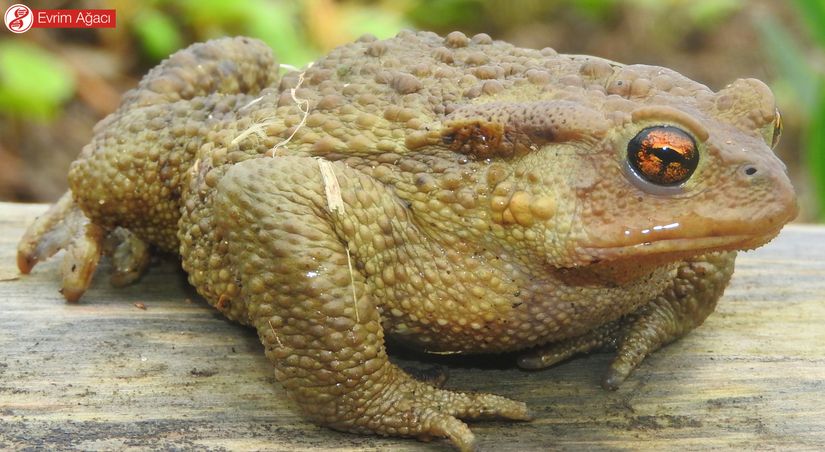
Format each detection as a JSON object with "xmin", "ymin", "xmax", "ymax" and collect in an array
[{"xmin": 1, "ymin": 202, "xmax": 823, "ymax": 451}]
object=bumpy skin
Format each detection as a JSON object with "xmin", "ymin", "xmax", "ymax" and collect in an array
[{"xmin": 18, "ymin": 32, "xmax": 797, "ymax": 450}]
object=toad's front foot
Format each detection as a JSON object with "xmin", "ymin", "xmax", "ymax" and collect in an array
[
  {"xmin": 518, "ymin": 253, "xmax": 735, "ymax": 389},
  {"xmin": 17, "ymin": 191, "xmax": 150, "ymax": 301}
]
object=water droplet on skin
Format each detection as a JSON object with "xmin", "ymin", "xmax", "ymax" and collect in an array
[
  {"xmin": 622, "ymin": 223, "xmax": 681, "ymax": 242},
  {"xmin": 653, "ymin": 222, "xmax": 680, "ymax": 231}
]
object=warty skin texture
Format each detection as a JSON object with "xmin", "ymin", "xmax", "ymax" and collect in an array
[{"xmin": 17, "ymin": 31, "xmax": 797, "ymax": 450}]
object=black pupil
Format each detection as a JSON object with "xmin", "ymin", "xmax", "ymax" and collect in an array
[{"xmin": 652, "ymin": 146, "xmax": 690, "ymax": 168}]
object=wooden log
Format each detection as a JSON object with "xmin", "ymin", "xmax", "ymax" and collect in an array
[{"xmin": 1, "ymin": 202, "xmax": 823, "ymax": 450}]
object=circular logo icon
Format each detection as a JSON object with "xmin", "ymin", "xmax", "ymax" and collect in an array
[{"xmin": 4, "ymin": 4, "xmax": 33, "ymax": 33}]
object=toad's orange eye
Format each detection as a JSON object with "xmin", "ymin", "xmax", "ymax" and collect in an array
[{"xmin": 627, "ymin": 126, "xmax": 698, "ymax": 186}]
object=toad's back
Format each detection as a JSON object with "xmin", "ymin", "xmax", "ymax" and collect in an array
[{"xmin": 65, "ymin": 30, "xmax": 706, "ymax": 255}]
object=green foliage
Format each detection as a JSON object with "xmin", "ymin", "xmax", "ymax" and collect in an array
[
  {"xmin": 793, "ymin": 0, "xmax": 825, "ymax": 49},
  {"xmin": 177, "ymin": 0, "xmax": 252, "ymax": 25},
  {"xmin": 792, "ymin": 0, "xmax": 825, "ymax": 221},
  {"xmin": 238, "ymin": 1, "xmax": 315, "ymax": 67},
  {"xmin": 406, "ymin": 0, "xmax": 486, "ymax": 29},
  {"xmin": 755, "ymin": 14, "xmax": 817, "ymax": 114},
  {"xmin": 127, "ymin": 0, "xmax": 410, "ymax": 67},
  {"xmin": 761, "ymin": 2, "xmax": 825, "ymax": 220},
  {"xmin": 0, "ymin": 42, "xmax": 75, "ymax": 121},
  {"xmin": 685, "ymin": 0, "xmax": 741, "ymax": 28},
  {"xmin": 132, "ymin": 7, "xmax": 184, "ymax": 61},
  {"xmin": 340, "ymin": 6, "xmax": 410, "ymax": 42},
  {"xmin": 808, "ymin": 80, "xmax": 825, "ymax": 222},
  {"xmin": 135, "ymin": 0, "xmax": 316, "ymax": 66},
  {"xmin": 624, "ymin": 0, "xmax": 741, "ymax": 29},
  {"xmin": 569, "ymin": 0, "xmax": 619, "ymax": 21}
]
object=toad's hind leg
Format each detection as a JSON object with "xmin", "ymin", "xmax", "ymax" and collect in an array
[
  {"xmin": 518, "ymin": 252, "xmax": 735, "ymax": 390},
  {"xmin": 206, "ymin": 157, "xmax": 529, "ymax": 451}
]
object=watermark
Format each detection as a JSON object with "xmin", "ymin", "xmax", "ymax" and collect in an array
[
  {"xmin": 4, "ymin": 4, "xmax": 116, "ymax": 33},
  {"xmin": 4, "ymin": 4, "xmax": 32, "ymax": 33}
]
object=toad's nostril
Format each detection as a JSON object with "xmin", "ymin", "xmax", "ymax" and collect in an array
[{"xmin": 744, "ymin": 165, "xmax": 758, "ymax": 176}]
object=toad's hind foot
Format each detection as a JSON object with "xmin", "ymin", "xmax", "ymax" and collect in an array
[
  {"xmin": 518, "ymin": 253, "xmax": 735, "ymax": 390},
  {"xmin": 17, "ymin": 192, "xmax": 151, "ymax": 302},
  {"xmin": 18, "ymin": 192, "xmax": 103, "ymax": 302},
  {"xmin": 350, "ymin": 369, "xmax": 531, "ymax": 451}
]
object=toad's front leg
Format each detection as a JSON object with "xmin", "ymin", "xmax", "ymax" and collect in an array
[
  {"xmin": 209, "ymin": 156, "xmax": 528, "ymax": 451},
  {"xmin": 518, "ymin": 252, "xmax": 735, "ymax": 389}
]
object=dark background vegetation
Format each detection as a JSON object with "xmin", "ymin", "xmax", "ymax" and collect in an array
[{"xmin": 1, "ymin": 0, "xmax": 823, "ymax": 221}]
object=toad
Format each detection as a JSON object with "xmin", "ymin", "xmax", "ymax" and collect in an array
[{"xmin": 17, "ymin": 31, "xmax": 797, "ymax": 450}]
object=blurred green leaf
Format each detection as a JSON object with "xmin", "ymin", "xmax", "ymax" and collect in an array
[
  {"xmin": 406, "ymin": 0, "xmax": 486, "ymax": 29},
  {"xmin": 571, "ymin": 0, "xmax": 620, "ymax": 21},
  {"xmin": 246, "ymin": 0, "xmax": 316, "ymax": 67},
  {"xmin": 0, "ymin": 42, "xmax": 75, "ymax": 120},
  {"xmin": 755, "ymin": 13, "xmax": 818, "ymax": 115},
  {"xmin": 170, "ymin": 0, "xmax": 315, "ymax": 66},
  {"xmin": 687, "ymin": 0, "xmax": 741, "ymax": 28},
  {"xmin": 342, "ymin": 7, "xmax": 410, "ymax": 41},
  {"xmin": 807, "ymin": 78, "xmax": 825, "ymax": 221},
  {"xmin": 760, "ymin": 6, "xmax": 825, "ymax": 220},
  {"xmin": 177, "ymin": 0, "xmax": 252, "ymax": 24},
  {"xmin": 792, "ymin": 0, "xmax": 825, "ymax": 49},
  {"xmin": 132, "ymin": 8, "xmax": 184, "ymax": 61}
]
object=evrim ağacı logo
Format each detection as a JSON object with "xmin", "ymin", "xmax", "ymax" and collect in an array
[{"xmin": 4, "ymin": 4, "xmax": 33, "ymax": 33}]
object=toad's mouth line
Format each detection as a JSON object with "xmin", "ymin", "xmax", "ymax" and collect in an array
[{"xmin": 579, "ymin": 229, "xmax": 782, "ymax": 260}]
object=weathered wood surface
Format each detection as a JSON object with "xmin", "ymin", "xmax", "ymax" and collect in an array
[{"xmin": 1, "ymin": 201, "xmax": 823, "ymax": 451}]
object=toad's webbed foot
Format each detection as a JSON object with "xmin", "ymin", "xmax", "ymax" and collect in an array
[
  {"xmin": 333, "ymin": 365, "xmax": 530, "ymax": 451},
  {"xmin": 518, "ymin": 253, "xmax": 735, "ymax": 390},
  {"xmin": 18, "ymin": 192, "xmax": 104, "ymax": 302},
  {"xmin": 17, "ymin": 192, "xmax": 151, "ymax": 302}
]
